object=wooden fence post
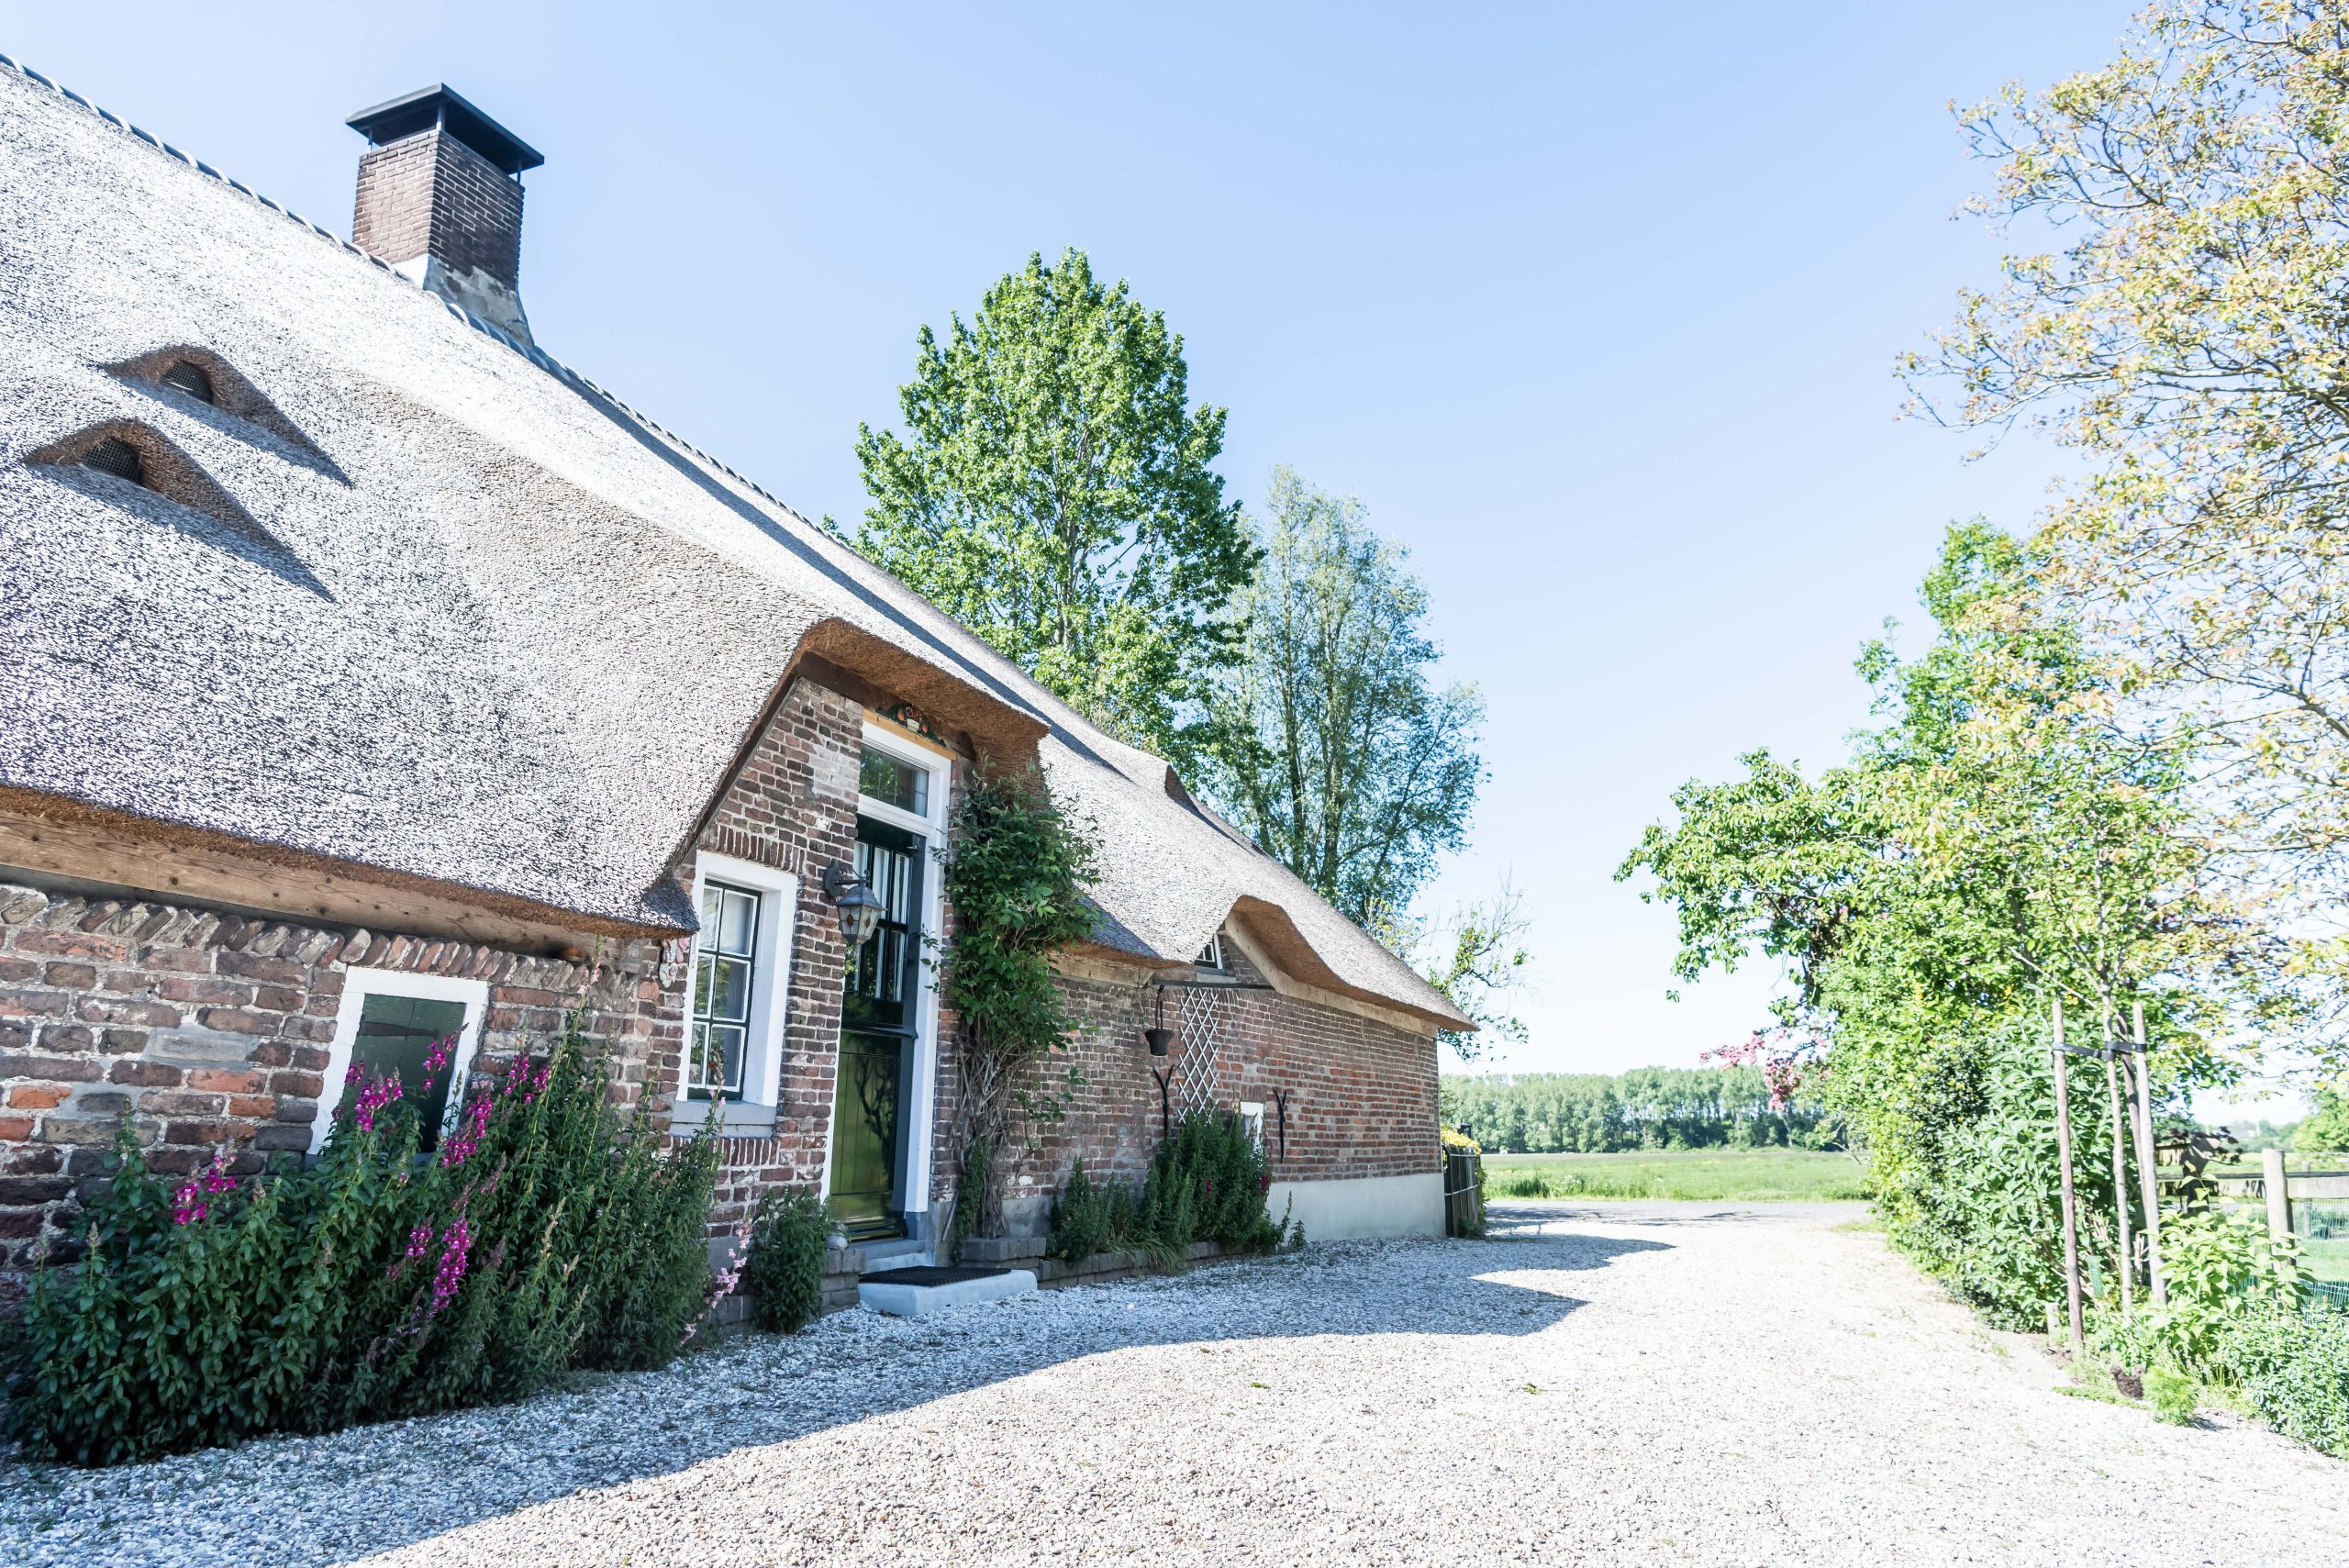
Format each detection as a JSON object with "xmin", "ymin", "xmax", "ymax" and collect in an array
[
  {"xmin": 2264, "ymin": 1146, "xmax": 2293, "ymax": 1245},
  {"xmin": 2131, "ymin": 1001, "xmax": 2165, "ymax": 1307},
  {"xmin": 2052, "ymin": 997, "xmax": 2086, "ymax": 1361}
]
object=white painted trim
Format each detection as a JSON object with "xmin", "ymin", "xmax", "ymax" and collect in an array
[
  {"xmin": 853, "ymin": 719, "xmax": 948, "ymax": 1215},
  {"xmin": 683, "ymin": 851, "xmax": 801, "ymax": 1114},
  {"xmin": 311, "ymin": 967, "xmax": 490, "ymax": 1152}
]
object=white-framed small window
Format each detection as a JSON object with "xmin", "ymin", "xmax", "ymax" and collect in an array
[
  {"xmin": 856, "ymin": 728, "xmax": 949, "ymax": 838},
  {"xmin": 1197, "ymin": 933, "xmax": 1227, "ymax": 972},
  {"xmin": 683, "ymin": 852, "xmax": 800, "ymax": 1118},
  {"xmin": 313, "ymin": 968, "xmax": 489, "ymax": 1152}
]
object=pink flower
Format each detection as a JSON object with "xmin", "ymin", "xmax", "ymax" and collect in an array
[
  {"xmin": 1701, "ymin": 1028, "xmax": 1822, "ymax": 1111},
  {"xmin": 429, "ymin": 1219, "xmax": 473, "ymax": 1314},
  {"xmin": 440, "ymin": 1095, "xmax": 493, "ymax": 1168},
  {"xmin": 171, "ymin": 1151, "xmax": 239, "ymax": 1224},
  {"xmin": 423, "ymin": 1033, "xmax": 455, "ymax": 1073},
  {"xmin": 351, "ymin": 1070, "xmax": 404, "ymax": 1133}
]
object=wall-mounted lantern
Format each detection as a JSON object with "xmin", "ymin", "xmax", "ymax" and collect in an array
[{"xmin": 821, "ymin": 861, "xmax": 886, "ymax": 947}]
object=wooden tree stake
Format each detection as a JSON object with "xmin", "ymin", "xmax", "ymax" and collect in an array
[
  {"xmin": 2130, "ymin": 1000, "xmax": 2165, "ymax": 1307},
  {"xmin": 2103, "ymin": 1006, "xmax": 2132, "ymax": 1318},
  {"xmin": 2052, "ymin": 996, "xmax": 2087, "ymax": 1361}
]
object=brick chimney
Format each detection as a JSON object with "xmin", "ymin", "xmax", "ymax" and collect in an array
[{"xmin": 347, "ymin": 85, "xmax": 543, "ymax": 345}]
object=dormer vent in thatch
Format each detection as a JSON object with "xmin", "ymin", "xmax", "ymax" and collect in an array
[{"xmin": 159, "ymin": 359, "xmax": 216, "ymax": 404}]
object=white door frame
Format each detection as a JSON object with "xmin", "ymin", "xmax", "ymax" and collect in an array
[{"xmin": 817, "ymin": 717, "xmax": 950, "ymax": 1218}]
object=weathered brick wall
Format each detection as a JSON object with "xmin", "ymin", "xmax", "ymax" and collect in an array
[
  {"xmin": 0, "ymin": 883, "xmax": 665, "ymax": 1273},
  {"xmin": 930, "ymin": 932, "xmax": 1442, "ymax": 1234},
  {"xmin": 353, "ymin": 128, "xmax": 525, "ymax": 285},
  {"xmin": 687, "ymin": 675, "xmax": 868, "ymax": 1227}
]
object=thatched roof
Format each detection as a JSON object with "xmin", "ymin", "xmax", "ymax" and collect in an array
[{"xmin": 0, "ymin": 58, "xmax": 1469, "ymax": 1031}]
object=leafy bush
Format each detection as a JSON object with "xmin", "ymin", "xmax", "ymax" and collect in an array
[
  {"xmin": 1049, "ymin": 1112, "xmax": 1297, "ymax": 1264},
  {"xmin": 2146, "ymin": 1208, "xmax": 2301, "ymax": 1373},
  {"xmin": 0, "ymin": 1021, "xmax": 720, "ymax": 1465},
  {"xmin": 741, "ymin": 1187, "xmax": 828, "ymax": 1334},
  {"xmin": 1050, "ymin": 1157, "xmax": 1117, "ymax": 1262},
  {"xmin": 2221, "ymin": 1304, "xmax": 2349, "ymax": 1457},
  {"xmin": 2145, "ymin": 1367, "xmax": 2199, "ymax": 1425}
]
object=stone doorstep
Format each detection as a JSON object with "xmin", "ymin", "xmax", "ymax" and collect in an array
[
  {"xmin": 787, "ymin": 1237, "xmax": 1246, "ymax": 1320},
  {"xmin": 858, "ymin": 1267, "xmax": 1037, "ymax": 1318}
]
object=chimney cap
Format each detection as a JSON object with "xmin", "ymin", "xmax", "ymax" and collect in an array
[{"xmin": 346, "ymin": 84, "xmax": 543, "ymax": 175}]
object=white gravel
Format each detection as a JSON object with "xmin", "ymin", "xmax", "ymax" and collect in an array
[{"xmin": 4, "ymin": 1201, "xmax": 2343, "ymax": 1566}]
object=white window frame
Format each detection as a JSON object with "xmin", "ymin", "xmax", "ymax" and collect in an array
[
  {"xmin": 838, "ymin": 718, "xmax": 950, "ymax": 1214},
  {"xmin": 311, "ymin": 967, "xmax": 490, "ymax": 1153},
  {"xmin": 682, "ymin": 851, "xmax": 801, "ymax": 1126}
]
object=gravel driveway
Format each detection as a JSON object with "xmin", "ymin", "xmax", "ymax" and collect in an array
[{"xmin": 4, "ymin": 1200, "xmax": 2343, "ymax": 1566}]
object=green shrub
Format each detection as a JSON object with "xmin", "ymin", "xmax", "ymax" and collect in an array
[
  {"xmin": 2145, "ymin": 1367, "xmax": 2199, "ymax": 1425},
  {"xmin": 2220, "ymin": 1304, "xmax": 2349, "ymax": 1457},
  {"xmin": 1050, "ymin": 1157, "xmax": 1116, "ymax": 1262},
  {"xmin": 741, "ymin": 1187, "xmax": 828, "ymax": 1334},
  {"xmin": 1048, "ymin": 1111, "xmax": 1297, "ymax": 1264},
  {"xmin": 0, "ymin": 1020, "xmax": 720, "ymax": 1465}
]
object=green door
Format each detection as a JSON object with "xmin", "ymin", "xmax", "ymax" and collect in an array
[{"xmin": 829, "ymin": 817, "xmax": 923, "ymax": 1238}]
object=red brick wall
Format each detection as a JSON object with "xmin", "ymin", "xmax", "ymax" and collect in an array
[
  {"xmin": 353, "ymin": 128, "xmax": 525, "ymax": 285},
  {"xmin": 0, "ymin": 883, "xmax": 664, "ymax": 1272},
  {"xmin": 685, "ymin": 676, "xmax": 870, "ymax": 1226},
  {"xmin": 929, "ymin": 933, "xmax": 1442, "ymax": 1233}
]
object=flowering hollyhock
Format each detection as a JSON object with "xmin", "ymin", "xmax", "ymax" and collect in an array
[
  {"xmin": 682, "ymin": 1212, "xmax": 756, "ymax": 1345},
  {"xmin": 169, "ymin": 1151, "xmax": 239, "ymax": 1226},
  {"xmin": 387, "ymin": 1222, "xmax": 435, "ymax": 1278},
  {"xmin": 440, "ymin": 1093, "xmax": 493, "ymax": 1168},
  {"xmin": 348, "ymin": 1069, "xmax": 403, "ymax": 1133},
  {"xmin": 429, "ymin": 1219, "xmax": 473, "ymax": 1315}
]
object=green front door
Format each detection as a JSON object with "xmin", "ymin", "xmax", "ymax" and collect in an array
[{"xmin": 829, "ymin": 817, "xmax": 923, "ymax": 1239}]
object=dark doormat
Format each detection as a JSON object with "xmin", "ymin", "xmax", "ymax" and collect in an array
[{"xmin": 867, "ymin": 1266, "xmax": 1014, "ymax": 1285}]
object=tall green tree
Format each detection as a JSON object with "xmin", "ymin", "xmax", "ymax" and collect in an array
[
  {"xmin": 1905, "ymin": 1, "xmax": 2349, "ymax": 1015},
  {"xmin": 855, "ymin": 249, "xmax": 1256, "ymax": 762},
  {"xmin": 1196, "ymin": 466, "xmax": 1485, "ymax": 932},
  {"xmin": 1620, "ymin": 525, "xmax": 2257, "ymax": 1324}
]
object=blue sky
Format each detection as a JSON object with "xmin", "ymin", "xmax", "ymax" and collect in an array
[{"xmin": 9, "ymin": 2, "xmax": 2183, "ymax": 1081}]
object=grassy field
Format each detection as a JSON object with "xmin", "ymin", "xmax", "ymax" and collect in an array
[{"xmin": 1479, "ymin": 1149, "xmax": 1873, "ymax": 1203}]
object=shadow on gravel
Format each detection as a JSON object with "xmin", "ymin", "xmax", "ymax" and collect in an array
[
  {"xmin": 1487, "ymin": 1200, "xmax": 1861, "ymax": 1230},
  {"xmin": 2, "ymin": 1232, "xmax": 1666, "ymax": 1568}
]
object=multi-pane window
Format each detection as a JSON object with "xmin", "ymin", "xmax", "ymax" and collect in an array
[
  {"xmin": 1197, "ymin": 934, "xmax": 1226, "ymax": 971},
  {"xmin": 843, "ymin": 822, "xmax": 921, "ymax": 1029},
  {"xmin": 858, "ymin": 745, "xmax": 929, "ymax": 817},
  {"xmin": 690, "ymin": 881, "xmax": 760, "ymax": 1098}
]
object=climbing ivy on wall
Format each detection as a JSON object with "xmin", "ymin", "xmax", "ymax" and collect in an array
[{"xmin": 939, "ymin": 771, "xmax": 1099, "ymax": 1240}]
